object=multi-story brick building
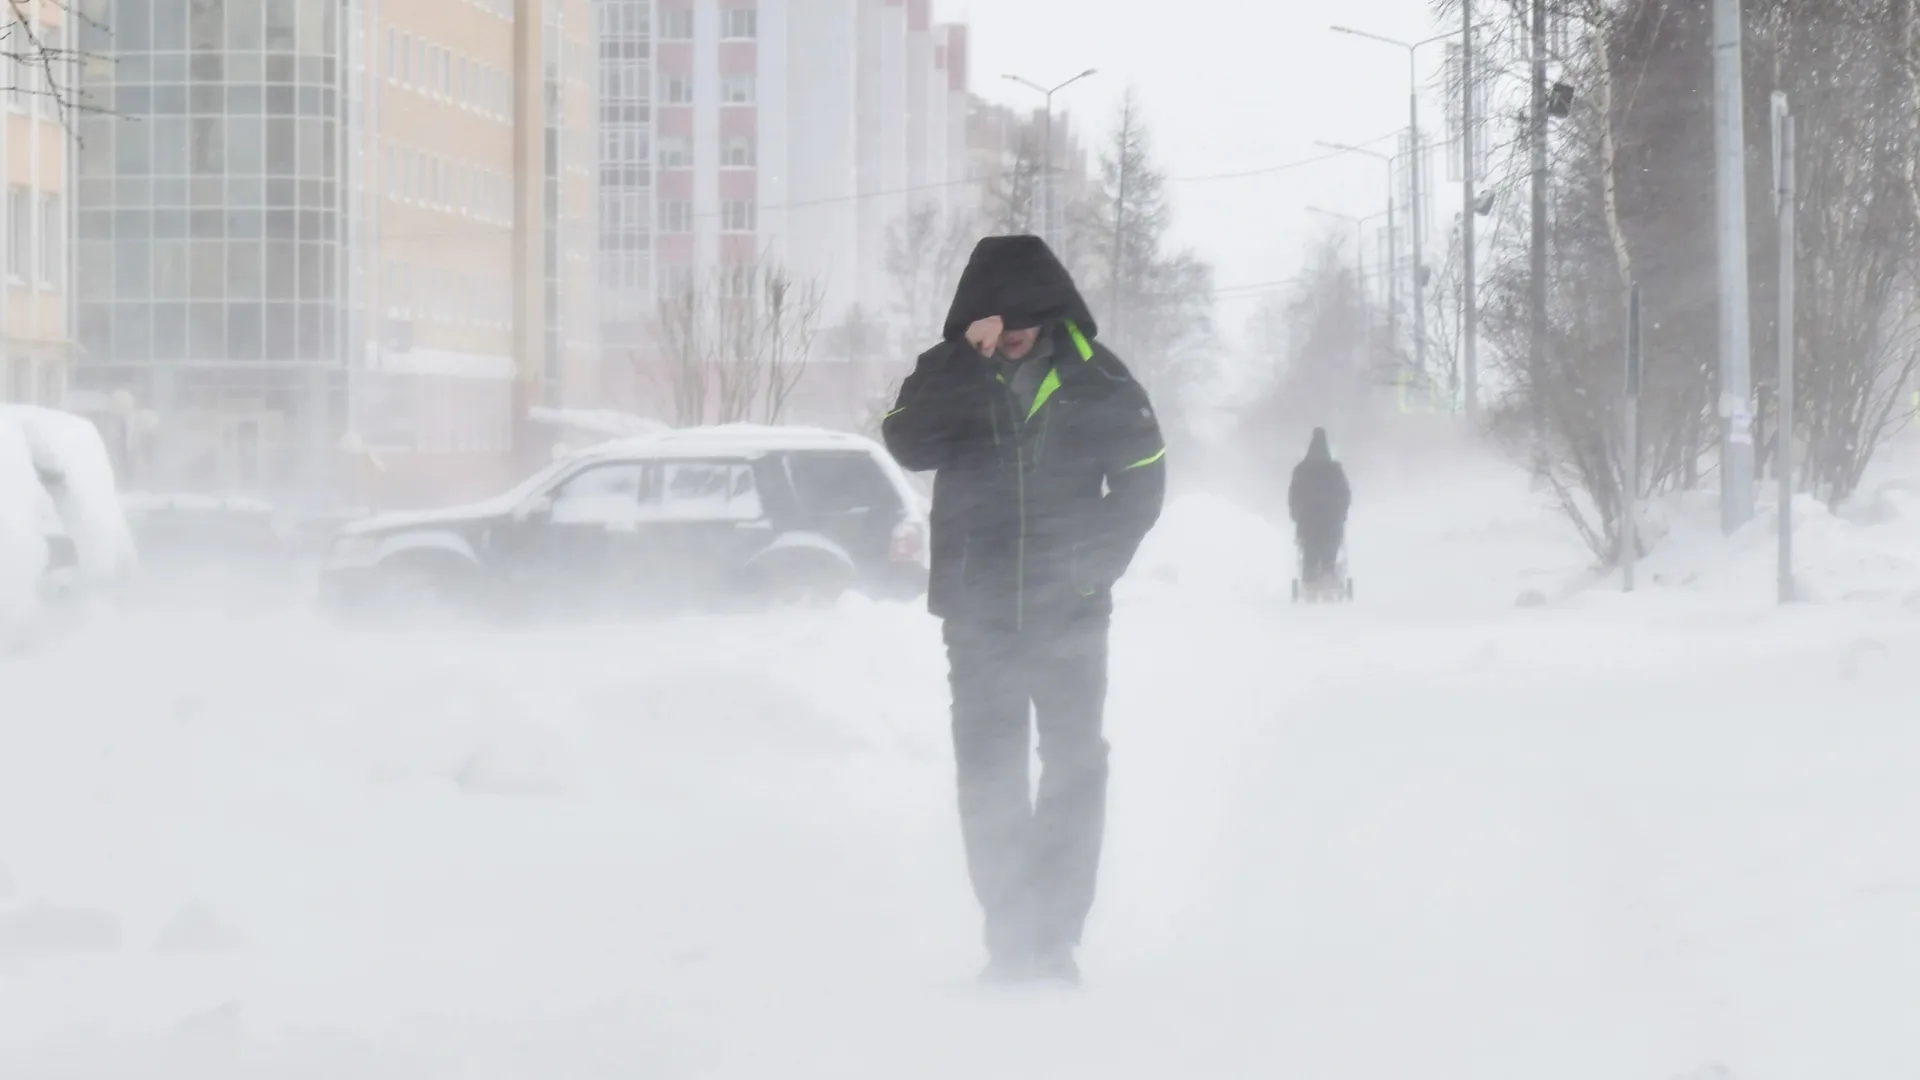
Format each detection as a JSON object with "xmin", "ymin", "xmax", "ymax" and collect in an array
[
  {"xmin": 0, "ymin": 0, "xmax": 74, "ymax": 410},
  {"xmin": 596, "ymin": 0, "xmax": 973, "ymax": 418},
  {"xmin": 70, "ymin": 0, "xmax": 597, "ymax": 503}
]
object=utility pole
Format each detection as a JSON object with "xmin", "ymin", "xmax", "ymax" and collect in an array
[
  {"xmin": 1773, "ymin": 92, "xmax": 1795, "ymax": 603},
  {"xmin": 1713, "ymin": 0, "xmax": 1755, "ymax": 531},
  {"xmin": 511, "ymin": 0, "xmax": 547, "ymax": 471},
  {"xmin": 1624, "ymin": 283, "xmax": 1643, "ymax": 592},
  {"xmin": 1408, "ymin": 57, "xmax": 1426, "ymax": 384},
  {"xmin": 1329, "ymin": 26, "xmax": 1463, "ymax": 383},
  {"xmin": 1460, "ymin": 0, "xmax": 1479, "ymax": 423},
  {"xmin": 1528, "ymin": 0, "xmax": 1548, "ymax": 419},
  {"xmin": 1314, "ymin": 139, "xmax": 1400, "ymax": 359}
]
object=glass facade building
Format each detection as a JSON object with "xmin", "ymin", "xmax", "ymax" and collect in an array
[
  {"xmin": 74, "ymin": 0, "xmax": 343, "ymax": 491},
  {"xmin": 596, "ymin": 0, "xmax": 651, "ymax": 354},
  {"xmin": 71, "ymin": 0, "xmax": 597, "ymax": 499}
]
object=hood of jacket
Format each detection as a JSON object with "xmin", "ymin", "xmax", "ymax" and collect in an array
[
  {"xmin": 941, "ymin": 235, "xmax": 1098, "ymax": 342},
  {"xmin": 1306, "ymin": 428, "xmax": 1331, "ymax": 462}
]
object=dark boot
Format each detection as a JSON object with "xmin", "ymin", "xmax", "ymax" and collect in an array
[
  {"xmin": 1029, "ymin": 945, "xmax": 1081, "ymax": 987},
  {"xmin": 977, "ymin": 951, "xmax": 1031, "ymax": 985}
]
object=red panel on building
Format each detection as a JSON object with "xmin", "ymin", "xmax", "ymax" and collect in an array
[
  {"xmin": 719, "ymin": 234, "xmax": 760, "ymax": 265},
  {"xmin": 658, "ymin": 169, "xmax": 694, "ymax": 200},
  {"xmin": 717, "ymin": 169, "xmax": 757, "ymax": 201},
  {"xmin": 946, "ymin": 25, "xmax": 968, "ymax": 93},
  {"xmin": 656, "ymin": 41, "xmax": 693, "ymax": 72},
  {"xmin": 656, "ymin": 105, "xmax": 694, "ymax": 137},
  {"xmin": 718, "ymin": 41, "xmax": 756, "ymax": 75},
  {"xmin": 658, "ymin": 234, "xmax": 696, "ymax": 264},
  {"xmin": 718, "ymin": 106, "xmax": 757, "ymax": 138},
  {"xmin": 908, "ymin": 0, "xmax": 930, "ymax": 30}
]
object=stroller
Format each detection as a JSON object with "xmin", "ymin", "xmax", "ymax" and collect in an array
[{"xmin": 1290, "ymin": 536, "xmax": 1354, "ymax": 604}]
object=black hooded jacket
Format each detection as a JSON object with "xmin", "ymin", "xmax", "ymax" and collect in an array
[
  {"xmin": 883, "ymin": 236, "xmax": 1167, "ymax": 629},
  {"xmin": 1288, "ymin": 428, "xmax": 1351, "ymax": 535}
]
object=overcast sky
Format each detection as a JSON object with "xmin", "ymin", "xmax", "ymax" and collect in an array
[{"xmin": 940, "ymin": 0, "xmax": 1447, "ymax": 343}]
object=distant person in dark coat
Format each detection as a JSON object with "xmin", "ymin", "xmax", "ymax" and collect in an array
[
  {"xmin": 1288, "ymin": 428, "xmax": 1350, "ymax": 584},
  {"xmin": 881, "ymin": 234, "xmax": 1167, "ymax": 988}
]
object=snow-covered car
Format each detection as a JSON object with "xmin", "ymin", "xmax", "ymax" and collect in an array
[
  {"xmin": 118, "ymin": 492, "xmax": 312, "ymax": 609},
  {"xmin": 0, "ymin": 405, "xmax": 136, "ymax": 629},
  {"xmin": 319, "ymin": 425, "xmax": 931, "ymax": 617}
]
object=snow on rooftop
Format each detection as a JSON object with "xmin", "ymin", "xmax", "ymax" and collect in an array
[{"xmin": 579, "ymin": 423, "xmax": 888, "ymax": 460}]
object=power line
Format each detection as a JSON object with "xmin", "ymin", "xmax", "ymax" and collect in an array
[{"xmin": 1167, "ymin": 128, "xmax": 1405, "ymax": 185}]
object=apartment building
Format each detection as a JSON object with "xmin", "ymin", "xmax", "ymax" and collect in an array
[
  {"xmin": 71, "ymin": 0, "xmax": 596, "ymax": 502},
  {"xmin": 0, "ymin": 1, "xmax": 73, "ymax": 410},
  {"xmin": 597, "ymin": 0, "xmax": 973, "ymax": 375}
]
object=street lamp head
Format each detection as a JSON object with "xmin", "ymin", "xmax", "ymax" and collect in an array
[{"xmin": 1080, "ymin": 68, "xmax": 1097, "ymax": 78}]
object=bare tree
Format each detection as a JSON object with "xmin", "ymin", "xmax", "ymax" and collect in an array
[
  {"xmin": 8, "ymin": 0, "xmax": 95, "ymax": 118},
  {"xmin": 656, "ymin": 281, "xmax": 719, "ymax": 428},
  {"xmin": 654, "ymin": 260, "xmax": 824, "ymax": 428},
  {"xmin": 1458, "ymin": 0, "xmax": 1920, "ymax": 551},
  {"xmin": 1089, "ymin": 87, "xmax": 1219, "ymax": 440},
  {"xmin": 884, "ymin": 202, "xmax": 977, "ymax": 346},
  {"xmin": 981, "ymin": 128, "xmax": 1042, "ymax": 237}
]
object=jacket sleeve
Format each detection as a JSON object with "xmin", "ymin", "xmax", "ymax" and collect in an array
[
  {"xmin": 1079, "ymin": 373, "xmax": 1168, "ymax": 589},
  {"xmin": 1332, "ymin": 464, "xmax": 1352, "ymax": 523},
  {"xmin": 880, "ymin": 342, "xmax": 990, "ymax": 473},
  {"xmin": 1287, "ymin": 464, "xmax": 1304, "ymax": 523}
]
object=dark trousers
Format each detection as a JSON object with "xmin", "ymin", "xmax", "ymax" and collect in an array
[
  {"xmin": 1299, "ymin": 523, "xmax": 1344, "ymax": 583},
  {"xmin": 942, "ymin": 615, "xmax": 1111, "ymax": 961}
]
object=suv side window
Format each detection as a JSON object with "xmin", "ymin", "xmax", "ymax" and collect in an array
[
  {"xmin": 782, "ymin": 450, "xmax": 901, "ymax": 517},
  {"xmin": 662, "ymin": 461, "xmax": 762, "ymax": 521},
  {"xmin": 548, "ymin": 462, "xmax": 656, "ymax": 524}
]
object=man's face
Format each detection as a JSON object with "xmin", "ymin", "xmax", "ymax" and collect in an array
[{"xmin": 998, "ymin": 327, "xmax": 1040, "ymax": 360}]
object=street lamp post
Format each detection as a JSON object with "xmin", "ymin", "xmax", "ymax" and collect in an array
[
  {"xmin": 1307, "ymin": 206, "xmax": 1373, "ymax": 306},
  {"xmin": 1309, "ymin": 206, "xmax": 1392, "ymax": 369},
  {"xmin": 1002, "ymin": 68, "xmax": 1098, "ymax": 249},
  {"xmin": 1316, "ymin": 140, "xmax": 1401, "ymax": 362},
  {"xmin": 1331, "ymin": 25, "xmax": 1469, "ymax": 389}
]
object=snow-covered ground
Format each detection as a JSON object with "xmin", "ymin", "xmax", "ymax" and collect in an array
[{"xmin": 4, "ymin": 433, "xmax": 1919, "ymax": 1078}]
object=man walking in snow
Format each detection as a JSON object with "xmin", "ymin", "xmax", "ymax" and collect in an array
[
  {"xmin": 882, "ymin": 236, "xmax": 1167, "ymax": 986},
  {"xmin": 1288, "ymin": 427, "xmax": 1351, "ymax": 586}
]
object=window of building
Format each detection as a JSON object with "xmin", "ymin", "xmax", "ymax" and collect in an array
[
  {"xmin": 400, "ymin": 32, "xmax": 413, "ymax": 84},
  {"xmin": 264, "ymin": 0, "xmax": 296, "ymax": 50},
  {"xmin": 720, "ymin": 73, "xmax": 755, "ymax": 105},
  {"xmin": 37, "ymin": 193, "xmax": 59, "ymax": 287},
  {"xmin": 6, "ymin": 19, "xmax": 27, "ymax": 112},
  {"xmin": 662, "ymin": 73, "xmax": 692, "ymax": 105},
  {"xmin": 38, "ymin": 24, "xmax": 60, "ymax": 117},
  {"xmin": 388, "ymin": 28, "xmax": 398, "ymax": 78},
  {"xmin": 7, "ymin": 187, "xmax": 31, "ymax": 281},
  {"xmin": 721, "ymin": 200, "xmax": 755, "ymax": 233},
  {"xmin": 722, "ymin": 135, "xmax": 755, "ymax": 168},
  {"xmin": 721, "ymin": 7, "xmax": 757, "ymax": 39},
  {"xmin": 659, "ymin": 200, "xmax": 692, "ymax": 234},
  {"xmin": 656, "ymin": 135, "xmax": 690, "ymax": 168},
  {"xmin": 458, "ymin": 56, "xmax": 468, "ymax": 105},
  {"xmin": 660, "ymin": 7, "xmax": 694, "ymax": 40}
]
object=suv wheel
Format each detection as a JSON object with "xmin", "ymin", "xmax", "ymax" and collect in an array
[
  {"xmin": 344, "ymin": 556, "xmax": 473, "ymax": 621},
  {"xmin": 752, "ymin": 552, "xmax": 854, "ymax": 611}
]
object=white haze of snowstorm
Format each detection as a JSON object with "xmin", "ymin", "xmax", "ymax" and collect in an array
[{"xmin": 3, "ymin": 422, "xmax": 1920, "ymax": 1079}]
